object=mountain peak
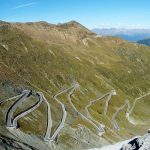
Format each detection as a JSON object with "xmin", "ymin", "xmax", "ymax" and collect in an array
[
  {"xmin": 10, "ymin": 20, "xmax": 94, "ymax": 43},
  {"xmin": 57, "ymin": 20, "xmax": 90, "ymax": 30},
  {"xmin": 63, "ymin": 20, "xmax": 82, "ymax": 26},
  {"xmin": 60, "ymin": 20, "xmax": 89, "ymax": 29}
]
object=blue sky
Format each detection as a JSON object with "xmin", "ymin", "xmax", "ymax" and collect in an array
[{"xmin": 0, "ymin": 0, "xmax": 150, "ymax": 29}]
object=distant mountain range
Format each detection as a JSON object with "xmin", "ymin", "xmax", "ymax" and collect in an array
[
  {"xmin": 137, "ymin": 38, "xmax": 150, "ymax": 46},
  {"xmin": 92, "ymin": 28, "xmax": 150, "ymax": 42}
]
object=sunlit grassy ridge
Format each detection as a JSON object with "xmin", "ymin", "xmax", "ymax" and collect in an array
[{"xmin": 0, "ymin": 21, "xmax": 150, "ymax": 147}]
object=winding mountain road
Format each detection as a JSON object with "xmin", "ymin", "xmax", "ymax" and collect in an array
[
  {"xmin": 85, "ymin": 90, "xmax": 116, "ymax": 133},
  {"xmin": 67, "ymin": 83, "xmax": 104, "ymax": 134},
  {"xmin": 4, "ymin": 90, "xmax": 53, "ymax": 142},
  {"xmin": 112, "ymin": 100, "xmax": 129, "ymax": 131},
  {"xmin": 3, "ymin": 85, "xmax": 149, "ymax": 144},
  {"xmin": 50, "ymin": 86, "xmax": 73, "ymax": 142},
  {"xmin": 105, "ymin": 92, "xmax": 150, "ymax": 131},
  {"xmin": 85, "ymin": 107, "xmax": 105, "ymax": 134},
  {"xmin": 42, "ymin": 94, "xmax": 52, "ymax": 141},
  {"xmin": 85, "ymin": 99, "xmax": 106, "ymax": 133},
  {"xmin": 104, "ymin": 90, "xmax": 116, "ymax": 115},
  {"xmin": 6, "ymin": 90, "xmax": 32, "ymax": 128},
  {"xmin": 12, "ymin": 92, "xmax": 43, "ymax": 128},
  {"xmin": 126, "ymin": 92, "xmax": 150, "ymax": 121}
]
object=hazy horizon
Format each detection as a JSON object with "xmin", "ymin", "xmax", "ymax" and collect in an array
[{"xmin": 1, "ymin": 19, "xmax": 150, "ymax": 30}]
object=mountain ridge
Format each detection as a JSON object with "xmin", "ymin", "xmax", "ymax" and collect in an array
[
  {"xmin": 0, "ymin": 20, "xmax": 150, "ymax": 150},
  {"xmin": 8, "ymin": 20, "xmax": 94, "ymax": 44},
  {"xmin": 138, "ymin": 38, "xmax": 150, "ymax": 46}
]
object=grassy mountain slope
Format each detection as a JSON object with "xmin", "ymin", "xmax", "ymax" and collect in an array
[{"xmin": 0, "ymin": 21, "xmax": 150, "ymax": 149}]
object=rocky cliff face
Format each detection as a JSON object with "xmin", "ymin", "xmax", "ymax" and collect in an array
[
  {"xmin": 120, "ymin": 131, "xmax": 150, "ymax": 150},
  {"xmin": 0, "ymin": 20, "xmax": 150, "ymax": 150}
]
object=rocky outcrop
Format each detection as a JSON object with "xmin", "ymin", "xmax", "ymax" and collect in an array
[
  {"xmin": 0, "ymin": 133, "xmax": 35, "ymax": 150},
  {"xmin": 120, "ymin": 130, "xmax": 150, "ymax": 150}
]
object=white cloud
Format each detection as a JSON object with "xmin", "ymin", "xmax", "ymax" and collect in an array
[{"xmin": 12, "ymin": 2, "xmax": 36, "ymax": 10}]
